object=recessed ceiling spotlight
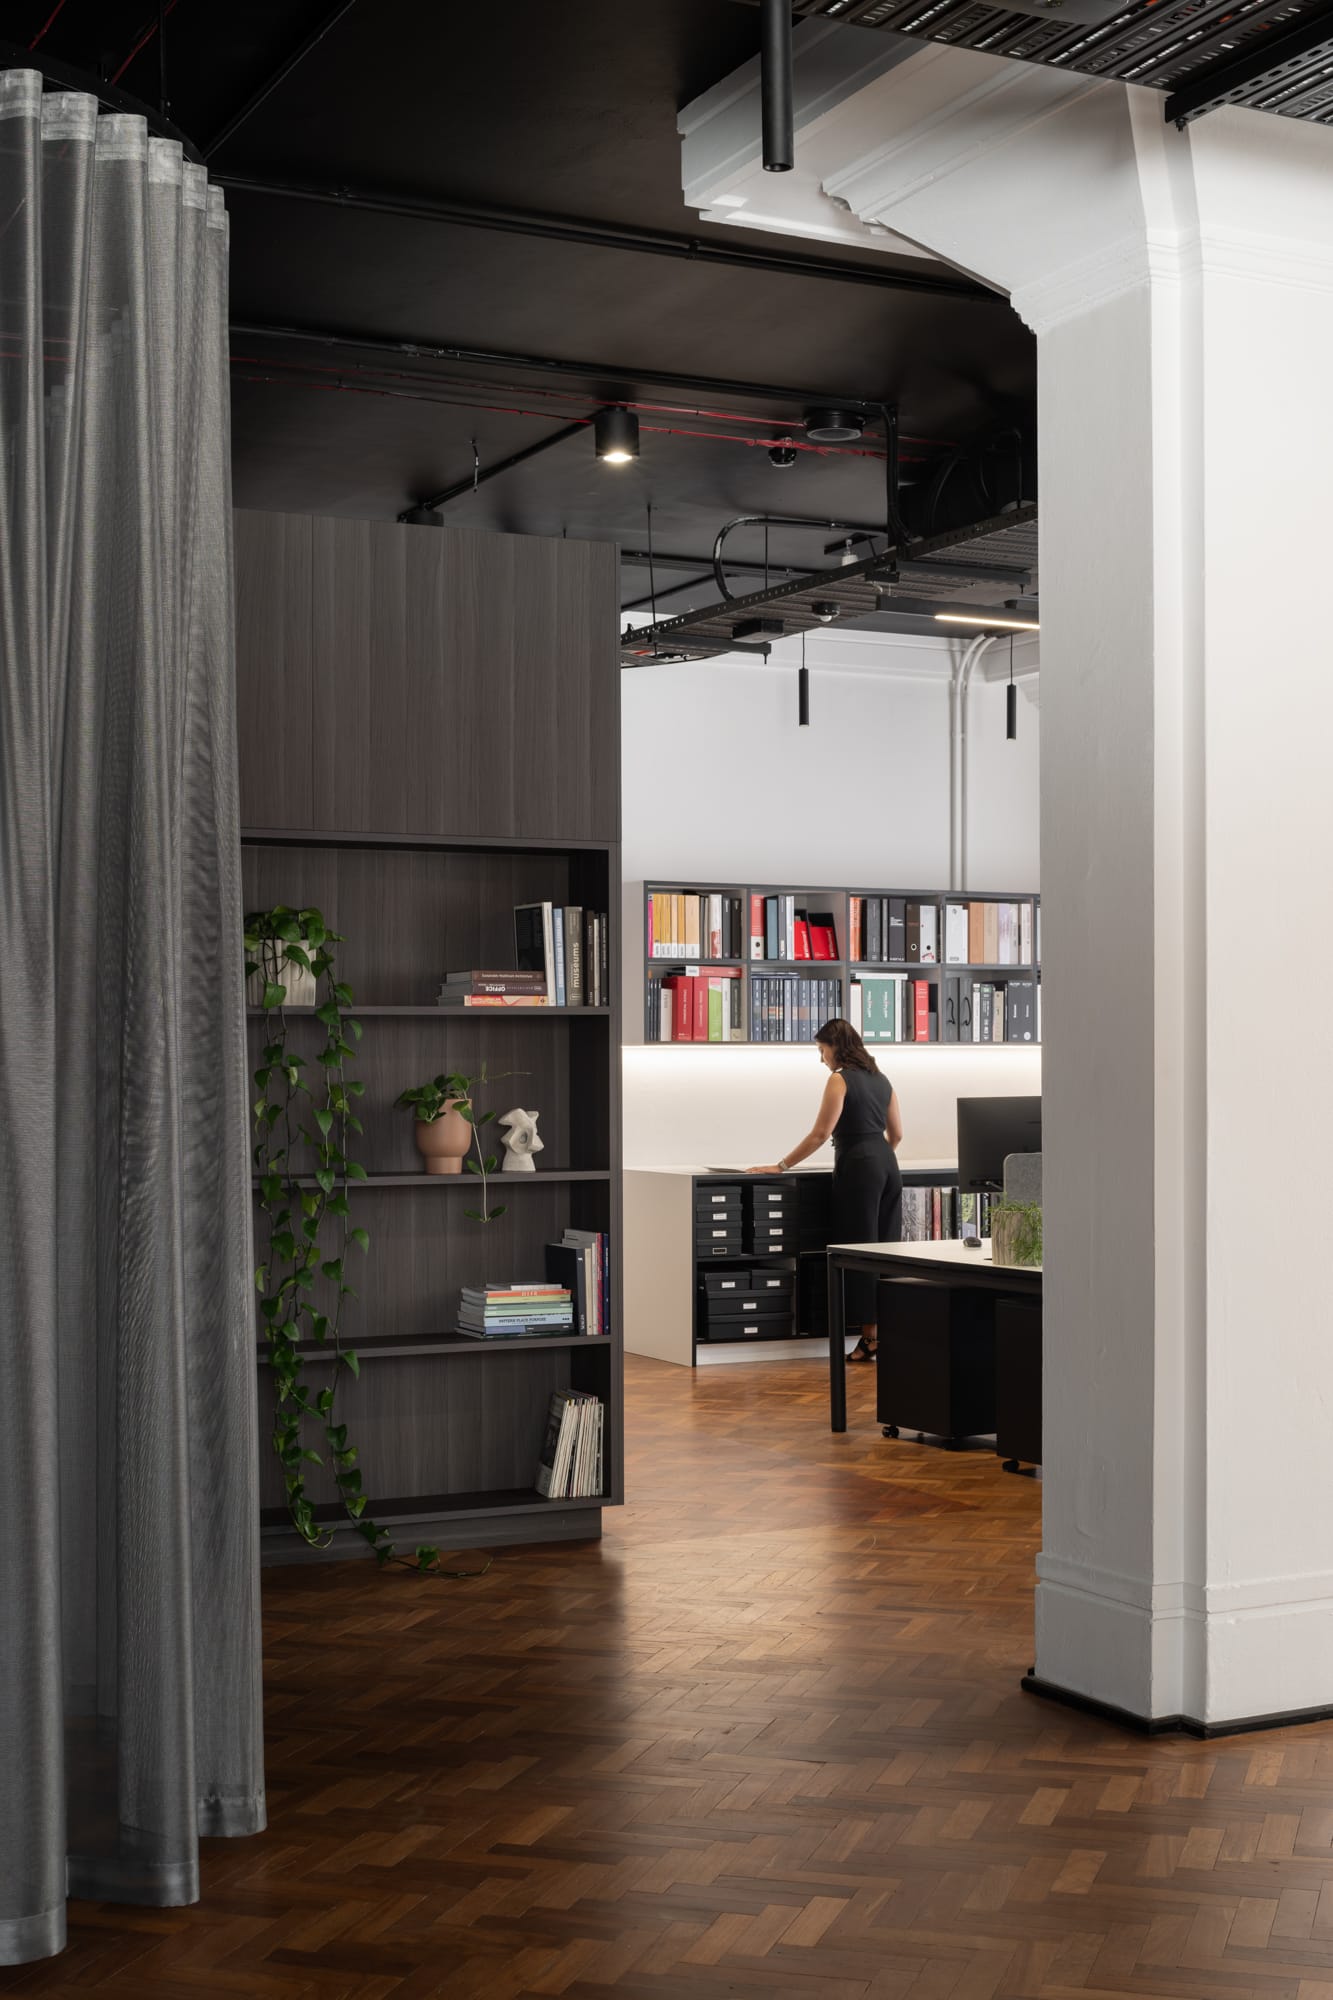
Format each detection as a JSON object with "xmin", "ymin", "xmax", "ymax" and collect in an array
[
  {"xmin": 594, "ymin": 406, "xmax": 640, "ymax": 464},
  {"xmin": 804, "ymin": 407, "xmax": 865, "ymax": 444},
  {"xmin": 768, "ymin": 442, "xmax": 797, "ymax": 468}
]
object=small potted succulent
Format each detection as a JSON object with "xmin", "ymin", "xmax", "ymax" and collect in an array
[{"xmin": 396, "ymin": 1074, "xmax": 473, "ymax": 1175}]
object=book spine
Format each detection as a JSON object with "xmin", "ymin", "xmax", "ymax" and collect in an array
[
  {"xmin": 913, "ymin": 979, "xmax": 929, "ymax": 1043},
  {"xmin": 750, "ymin": 894, "xmax": 764, "ymax": 960}
]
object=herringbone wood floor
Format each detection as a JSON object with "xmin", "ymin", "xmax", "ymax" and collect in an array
[{"xmin": 9, "ymin": 1355, "xmax": 1333, "ymax": 1998}]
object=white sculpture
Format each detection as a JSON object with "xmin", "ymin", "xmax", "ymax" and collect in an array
[{"xmin": 498, "ymin": 1106, "xmax": 543, "ymax": 1173}]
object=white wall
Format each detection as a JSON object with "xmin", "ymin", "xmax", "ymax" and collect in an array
[{"xmin": 621, "ymin": 628, "xmax": 1041, "ymax": 1169}]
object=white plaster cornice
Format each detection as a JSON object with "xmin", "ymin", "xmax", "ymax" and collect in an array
[{"xmin": 821, "ymin": 51, "xmax": 1097, "ymax": 225}]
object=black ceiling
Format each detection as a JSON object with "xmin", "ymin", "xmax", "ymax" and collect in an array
[{"xmin": 13, "ymin": 0, "xmax": 1038, "ymax": 612}]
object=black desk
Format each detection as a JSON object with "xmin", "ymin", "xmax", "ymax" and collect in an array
[{"xmin": 826, "ymin": 1240, "xmax": 1042, "ymax": 1462}]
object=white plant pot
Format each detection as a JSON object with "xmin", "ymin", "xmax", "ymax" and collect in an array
[{"xmin": 247, "ymin": 937, "xmax": 317, "ymax": 1009}]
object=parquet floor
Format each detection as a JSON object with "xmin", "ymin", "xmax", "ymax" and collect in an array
[{"xmin": 9, "ymin": 1355, "xmax": 1333, "ymax": 1998}]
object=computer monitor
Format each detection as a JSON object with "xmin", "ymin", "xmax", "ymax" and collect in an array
[{"xmin": 956, "ymin": 1095, "xmax": 1042, "ymax": 1197}]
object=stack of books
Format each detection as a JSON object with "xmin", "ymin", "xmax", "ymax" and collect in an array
[
  {"xmin": 457, "ymin": 1283, "xmax": 573, "ymax": 1339},
  {"xmin": 648, "ymin": 890, "xmax": 745, "ymax": 960},
  {"xmin": 851, "ymin": 975, "xmax": 935, "ymax": 1043},
  {"xmin": 438, "ymin": 968, "xmax": 547, "ymax": 1008},
  {"xmin": 535, "ymin": 1389, "xmax": 603, "ymax": 1499},
  {"xmin": 748, "ymin": 895, "xmax": 838, "ymax": 963},
  {"xmin": 750, "ymin": 974, "xmax": 843, "ymax": 1043},
  {"xmin": 543, "ymin": 1228, "xmax": 609, "ymax": 1338},
  {"xmin": 514, "ymin": 901, "xmax": 608, "ymax": 1007},
  {"xmin": 942, "ymin": 899, "xmax": 1033, "ymax": 967},
  {"xmin": 646, "ymin": 968, "xmax": 743, "ymax": 1042}
]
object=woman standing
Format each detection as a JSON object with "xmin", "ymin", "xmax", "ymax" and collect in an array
[{"xmin": 751, "ymin": 1018, "xmax": 903, "ymax": 1361}]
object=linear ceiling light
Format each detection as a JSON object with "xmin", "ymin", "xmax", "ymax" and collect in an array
[
  {"xmin": 935, "ymin": 611, "xmax": 1040, "ymax": 631},
  {"xmin": 595, "ymin": 406, "xmax": 639, "ymax": 464}
]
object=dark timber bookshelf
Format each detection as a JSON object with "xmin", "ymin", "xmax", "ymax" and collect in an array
[
  {"xmin": 234, "ymin": 512, "xmax": 621, "ymax": 1560},
  {"xmin": 642, "ymin": 880, "xmax": 1040, "ymax": 1045}
]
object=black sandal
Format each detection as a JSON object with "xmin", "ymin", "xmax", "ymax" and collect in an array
[{"xmin": 848, "ymin": 1338, "xmax": 877, "ymax": 1363}]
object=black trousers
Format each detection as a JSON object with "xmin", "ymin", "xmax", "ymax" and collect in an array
[{"xmin": 831, "ymin": 1137, "xmax": 903, "ymax": 1324}]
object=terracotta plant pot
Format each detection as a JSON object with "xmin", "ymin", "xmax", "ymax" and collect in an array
[{"xmin": 414, "ymin": 1101, "xmax": 471, "ymax": 1175}]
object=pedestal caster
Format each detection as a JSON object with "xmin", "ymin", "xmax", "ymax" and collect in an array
[{"xmin": 882, "ymin": 1424, "xmax": 899, "ymax": 1439}]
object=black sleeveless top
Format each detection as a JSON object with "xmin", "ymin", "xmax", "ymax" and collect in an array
[{"xmin": 832, "ymin": 1063, "xmax": 893, "ymax": 1155}]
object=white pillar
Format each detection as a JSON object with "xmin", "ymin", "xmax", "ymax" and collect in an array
[{"xmin": 682, "ymin": 54, "xmax": 1333, "ymax": 1728}]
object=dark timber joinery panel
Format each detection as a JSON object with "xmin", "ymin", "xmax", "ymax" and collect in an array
[
  {"xmin": 234, "ymin": 512, "xmax": 622, "ymax": 1559},
  {"xmin": 234, "ymin": 512, "xmax": 618, "ymax": 845}
]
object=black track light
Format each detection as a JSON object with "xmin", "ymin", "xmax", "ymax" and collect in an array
[
  {"xmin": 760, "ymin": 0, "xmax": 794, "ymax": 173},
  {"xmin": 594, "ymin": 406, "xmax": 639, "ymax": 464}
]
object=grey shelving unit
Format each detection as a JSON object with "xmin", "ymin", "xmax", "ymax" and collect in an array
[
  {"xmin": 234, "ymin": 513, "xmax": 622, "ymax": 1560},
  {"xmin": 643, "ymin": 880, "xmax": 1040, "ymax": 1045}
]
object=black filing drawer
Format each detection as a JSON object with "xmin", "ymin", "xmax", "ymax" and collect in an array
[
  {"xmin": 744, "ymin": 1267, "xmax": 794, "ymax": 1300},
  {"xmin": 695, "ymin": 1184, "xmax": 743, "ymax": 1217},
  {"xmin": 748, "ymin": 1223, "xmax": 799, "ymax": 1255},
  {"xmin": 695, "ymin": 1236, "xmax": 745, "ymax": 1260},
  {"xmin": 701, "ymin": 1268, "xmax": 752, "ymax": 1299},
  {"xmin": 748, "ymin": 1182, "xmax": 794, "ymax": 1212},
  {"xmin": 700, "ymin": 1286, "xmax": 794, "ymax": 1321},
  {"xmin": 699, "ymin": 1310, "xmax": 796, "ymax": 1343}
]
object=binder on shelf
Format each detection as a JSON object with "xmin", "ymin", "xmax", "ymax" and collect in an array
[
  {"xmin": 905, "ymin": 903, "xmax": 921, "ymax": 963},
  {"xmin": 944, "ymin": 902, "xmax": 968, "ymax": 965},
  {"xmin": 809, "ymin": 911, "xmax": 838, "ymax": 961},
  {"xmin": 515, "ymin": 901, "xmax": 556, "ymax": 995},
  {"xmin": 919, "ymin": 904, "xmax": 938, "ymax": 965},
  {"xmin": 888, "ymin": 898, "xmax": 906, "ymax": 962}
]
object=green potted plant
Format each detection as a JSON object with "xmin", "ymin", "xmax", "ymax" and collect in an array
[
  {"xmin": 244, "ymin": 903, "xmax": 318, "ymax": 1008},
  {"xmin": 396, "ymin": 1065, "xmax": 508, "ymax": 1220},
  {"xmin": 990, "ymin": 1198, "xmax": 1042, "ymax": 1268},
  {"xmin": 397, "ymin": 1074, "xmax": 472, "ymax": 1176}
]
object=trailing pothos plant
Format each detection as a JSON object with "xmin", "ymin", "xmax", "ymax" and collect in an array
[
  {"xmin": 246, "ymin": 905, "xmax": 476, "ymax": 1577},
  {"xmin": 396, "ymin": 1066, "xmax": 510, "ymax": 1223}
]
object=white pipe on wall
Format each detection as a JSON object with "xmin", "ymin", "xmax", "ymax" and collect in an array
[{"xmin": 949, "ymin": 635, "xmax": 995, "ymax": 890}]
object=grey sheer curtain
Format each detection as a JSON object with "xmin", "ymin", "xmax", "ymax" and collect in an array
[{"xmin": 0, "ymin": 72, "xmax": 264, "ymax": 1965}]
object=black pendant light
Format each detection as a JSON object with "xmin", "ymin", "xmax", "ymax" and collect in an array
[
  {"xmin": 798, "ymin": 630, "xmax": 810, "ymax": 727},
  {"xmin": 1006, "ymin": 635, "xmax": 1018, "ymax": 741},
  {"xmin": 760, "ymin": 0, "xmax": 794, "ymax": 173},
  {"xmin": 594, "ymin": 406, "xmax": 639, "ymax": 464}
]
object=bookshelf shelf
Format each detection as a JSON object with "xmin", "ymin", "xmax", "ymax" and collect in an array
[
  {"xmin": 644, "ymin": 881, "xmax": 1040, "ymax": 1048},
  {"xmin": 259, "ymin": 1334, "xmax": 615, "ymax": 1363},
  {"xmin": 259, "ymin": 1486, "xmax": 604, "ymax": 1531},
  {"xmin": 253, "ymin": 1169, "xmax": 611, "ymax": 1187},
  {"xmin": 236, "ymin": 512, "xmax": 622, "ymax": 1562},
  {"xmin": 248, "ymin": 1004, "xmax": 611, "ymax": 1018}
]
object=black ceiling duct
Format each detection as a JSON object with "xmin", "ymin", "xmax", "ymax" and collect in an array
[
  {"xmin": 804, "ymin": 407, "xmax": 865, "ymax": 444},
  {"xmin": 760, "ymin": 0, "xmax": 795, "ymax": 172}
]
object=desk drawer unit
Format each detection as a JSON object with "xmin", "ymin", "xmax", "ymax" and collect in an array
[{"xmin": 876, "ymin": 1278, "xmax": 996, "ymax": 1447}]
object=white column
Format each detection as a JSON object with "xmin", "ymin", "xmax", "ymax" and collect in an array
[{"xmin": 682, "ymin": 54, "xmax": 1333, "ymax": 1727}]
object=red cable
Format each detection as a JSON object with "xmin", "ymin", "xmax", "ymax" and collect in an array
[
  {"xmin": 232, "ymin": 370, "xmax": 934, "ymax": 461},
  {"xmin": 29, "ymin": 0, "xmax": 69, "ymax": 49},
  {"xmin": 224, "ymin": 350, "xmax": 951, "ymax": 449},
  {"xmin": 111, "ymin": 0, "xmax": 179, "ymax": 86}
]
